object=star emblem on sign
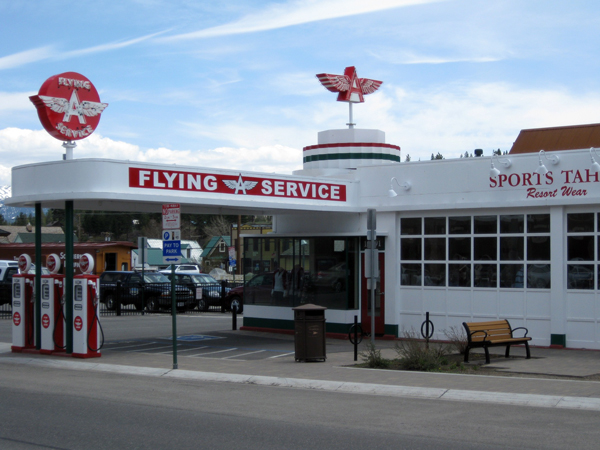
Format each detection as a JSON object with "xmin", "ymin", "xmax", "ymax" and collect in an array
[
  {"xmin": 223, "ymin": 174, "xmax": 258, "ymax": 195},
  {"xmin": 316, "ymin": 66, "xmax": 382, "ymax": 103}
]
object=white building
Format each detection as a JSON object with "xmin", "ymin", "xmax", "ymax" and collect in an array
[{"xmin": 8, "ymin": 123, "xmax": 600, "ymax": 349}]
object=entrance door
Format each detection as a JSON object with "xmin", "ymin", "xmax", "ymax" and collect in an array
[{"xmin": 361, "ymin": 252, "xmax": 385, "ymax": 336}]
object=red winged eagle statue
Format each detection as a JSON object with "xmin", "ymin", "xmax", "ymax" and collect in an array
[{"xmin": 316, "ymin": 66, "xmax": 382, "ymax": 103}]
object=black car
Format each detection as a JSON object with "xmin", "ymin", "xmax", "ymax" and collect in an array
[
  {"xmin": 160, "ymin": 271, "xmax": 227, "ymax": 311},
  {"xmin": 99, "ymin": 271, "xmax": 195, "ymax": 311}
]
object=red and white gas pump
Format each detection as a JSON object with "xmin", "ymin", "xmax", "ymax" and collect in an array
[
  {"xmin": 72, "ymin": 253, "xmax": 103, "ymax": 358},
  {"xmin": 11, "ymin": 254, "xmax": 36, "ymax": 353},
  {"xmin": 40, "ymin": 254, "xmax": 65, "ymax": 355}
]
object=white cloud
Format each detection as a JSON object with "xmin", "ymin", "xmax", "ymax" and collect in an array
[
  {"xmin": 59, "ymin": 30, "xmax": 169, "ymax": 59},
  {"xmin": 159, "ymin": 0, "xmax": 445, "ymax": 41},
  {"xmin": 0, "ymin": 46, "xmax": 54, "ymax": 70},
  {"xmin": 380, "ymin": 83, "xmax": 600, "ymax": 160},
  {"xmin": 2, "ymin": 82, "xmax": 600, "ymax": 185},
  {"xmin": 0, "ymin": 92, "xmax": 37, "ymax": 112},
  {"xmin": 371, "ymin": 49, "xmax": 505, "ymax": 65}
]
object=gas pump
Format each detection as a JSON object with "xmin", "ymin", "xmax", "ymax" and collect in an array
[
  {"xmin": 11, "ymin": 254, "xmax": 36, "ymax": 353},
  {"xmin": 72, "ymin": 253, "xmax": 103, "ymax": 358},
  {"xmin": 40, "ymin": 254, "xmax": 65, "ymax": 355}
]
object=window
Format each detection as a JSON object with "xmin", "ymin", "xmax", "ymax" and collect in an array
[
  {"xmin": 400, "ymin": 214, "xmax": 551, "ymax": 289},
  {"xmin": 567, "ymin": 213, "xmax": 597, "ymax": 290}
]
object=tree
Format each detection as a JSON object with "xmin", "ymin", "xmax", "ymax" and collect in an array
[
  {"xmin": 404, "ymin": 154, "xmax": 411, "ymax": 162},
  {"xmin": 433, "ymin": 152, "xmax": 444, "ymax": 160},
  {"xmin": 201, "ymin": 216, "xmax": 232, "ymax": 241},
  {"xmin": 13, "ymin": 212, "xmax": 33, "ymax": 226}
]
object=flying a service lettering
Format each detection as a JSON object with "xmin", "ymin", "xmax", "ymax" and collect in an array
[{"xmin": 129, "ymin": 168, "xmax": 346, "ymax": 202}]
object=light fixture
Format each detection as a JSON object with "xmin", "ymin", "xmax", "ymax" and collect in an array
[
  {"xmin": 388, "ymin": 177, "xmax": 411, "ymax": 197},
  {"xmin": 489, "ymin": 153, "xmax": 512, "ymax": 177},
  {"xmin": 590, "ymin": 147, "xmax": 600, "ymax": 173},
  {"xmin": 535, "ymin": 149, "xmax": 559, "ymax": 175}
]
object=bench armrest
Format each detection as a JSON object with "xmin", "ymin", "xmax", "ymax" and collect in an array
[
  {"xmin": 469, "ymin": 330, "xmax": 488, "ymax": 341},
  {"xmin": 511, "ymin": 326, "xmax": 529, "ymax": 338}
]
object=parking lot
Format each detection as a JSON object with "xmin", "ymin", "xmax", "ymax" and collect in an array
[{"xmin": 0, "ymin": 311, "xmax": 356, "ymax": 363}]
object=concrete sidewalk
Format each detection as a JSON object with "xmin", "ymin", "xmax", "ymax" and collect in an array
[{"xmin": 2, "ymin": 336, "xmax": 600, "ymax": 411}]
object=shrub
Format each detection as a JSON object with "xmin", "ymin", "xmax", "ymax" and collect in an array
[
  {"xmin": 394, "ymin": 329, "xmax": 450, "ymax": 371},
  {"xmin": 359, "ymin": 342, "xmax": 391, "ymax": 368},
  {"xmin": 443, "ymin": 325, "xmax": 468, "ymax": 355}
]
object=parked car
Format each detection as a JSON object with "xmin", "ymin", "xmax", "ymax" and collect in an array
[
  {"xmin": 568, "ymin": 264, "xmax": 594, "ymax": 289},
  {"xmin": 99, "ymin": 270, "xmax": 195, "ymax": 311},
  {"xmin": 223, "ymin": 272, "xmax": 275, "ymax": 313},
  {"xmin": 527, "ymin": 264, "xmax": 551, "ymax": 289},
  {"xmin": 160, "ymin": 270, "xmax": 226, "ymax": 311},
  {"xmin": 174, "ymin": 264, "xmax": 201, "ymax": 273},
  {"xmin": 0, "ymin": 260, "xmax": 19, "ymax": 306},
  {"xmin": 315, "ymin": 262, "xmax": 347, "ymax": 292}
]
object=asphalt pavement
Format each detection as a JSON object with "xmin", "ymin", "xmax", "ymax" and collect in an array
[{"xmin": 1, "ymin": 314, "xmax": 600, "ymax": 412}]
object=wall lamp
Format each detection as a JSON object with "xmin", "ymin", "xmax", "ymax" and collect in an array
[
  {"xmin": 535, "ymin": 149, "xmax": 559, "ymax": 175},
  {"xmin": 388, "ymin": 177, "xmax": 411, "ymax": 197},
  {"xmin": 489, "ymin": 153, "xmax": 512, "ymax": 177},
  {"xmin": 590, "ymin": 147, "xmax": 600, "ymax": 173}
]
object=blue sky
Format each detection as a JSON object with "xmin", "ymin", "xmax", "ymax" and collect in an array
[{"xmin": 1, "ymin": 0, "xmax": 599, "ymax": 186}]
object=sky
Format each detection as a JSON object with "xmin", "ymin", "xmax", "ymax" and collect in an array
[{"xmin": 1, "ymin": 0, "xmax": 599, "ymax": 186}]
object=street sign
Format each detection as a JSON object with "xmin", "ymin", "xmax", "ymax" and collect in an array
[
  {"xmin": 163, "ymin": 228, "xmax": 182, "ymax": 264},
  {"xmin": 162, "ymin": 203, "xmax": 180, "ymax": 229}
]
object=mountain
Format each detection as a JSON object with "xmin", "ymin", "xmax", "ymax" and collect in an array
[{"xmin": 0, "ymin": 185, "xmax": 37, "ymax": 223}]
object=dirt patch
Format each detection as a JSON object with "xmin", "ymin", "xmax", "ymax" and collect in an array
[{"xmin": 353, "ymin": 352, "xmax": 600, "ymax": 382}]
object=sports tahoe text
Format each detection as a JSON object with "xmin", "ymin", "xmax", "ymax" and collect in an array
[{"xmin": 490, "ymin": 169, "xmax": 598, "ymax": 198}]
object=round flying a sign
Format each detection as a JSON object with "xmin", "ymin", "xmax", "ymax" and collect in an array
[
  {"xmin": 29, "ymin": 72, "xmax": 108, "ymax": 141},
  {"xmin": 79, "ymin": 253, "xmax": 94, "ymax": 274},
  {"xmin": 47, "ymin": 253, "xmax": 61, "ymax": 274},
  {"xmin": 18, "ymin": 254, "xmax": 32, "ymax": 273}
]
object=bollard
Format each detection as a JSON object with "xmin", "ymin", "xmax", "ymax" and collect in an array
[
  {"xmin": 116, "ymin": 280, "xmax": 122, "ymax": 316},
  {"xmin": 232, "ymin": 304, "xmax": 237, "ymax": 330},
  {"xmin": 348, "ymin": 315, "xmax": 363, "ymax": 361},
  {"xmin": 420, "ymin": 311, "xmax": 434, "ymax": 349}
]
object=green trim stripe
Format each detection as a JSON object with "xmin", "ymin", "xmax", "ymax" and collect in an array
[
  {"xmin": 243, "ymin": 317, "xmax": 398, "ymax": 336},
  {"xmin": 304, "ymin": 153, "xmax": 401, "ymax": 163}
]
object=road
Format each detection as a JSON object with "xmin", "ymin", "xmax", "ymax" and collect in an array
[
  {"xmin": 1, "ymin": 360, "xmax": 599, "ymax": 450},
  {"xmin": 1, "ymin": 314, "xmax": 600, "ymax": 449}
]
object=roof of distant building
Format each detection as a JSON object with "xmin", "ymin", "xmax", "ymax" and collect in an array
[{"xmin": 510, "ymin": 123, "xmax": 600, "ymax": 154}]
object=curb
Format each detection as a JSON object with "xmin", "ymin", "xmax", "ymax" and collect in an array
[{"xmin": 2, "ymin": 355, "xmax": 600, "ymax": 411}]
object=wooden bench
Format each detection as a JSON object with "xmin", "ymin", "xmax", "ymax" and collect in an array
[{"xmin": 462, "ymin": 319, "xmax": 531, "ymax": 364}]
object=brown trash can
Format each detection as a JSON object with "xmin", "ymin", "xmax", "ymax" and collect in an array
[{"xmin": 292, "ymin": 303, "xmax": 327, "ymax": 362}]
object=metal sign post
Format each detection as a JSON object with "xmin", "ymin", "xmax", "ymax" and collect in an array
[
  {"xmin": 163, "ymin": 203, "xmax": 180, "ymax": 369},
  {"xmin": 366, "ymin": 209, "xmax": 378, "ymax": 345}
]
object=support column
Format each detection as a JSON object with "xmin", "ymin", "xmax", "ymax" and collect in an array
[
  {"xmin": 65, "ymin": 201, "xmax": 74, "ymax": 354},
  {"xmin": 550, "ymin": 206, "xmax": 566, "ymax": 347},
  {"xmin": 35, "ymin": 203, "xmax": 42, "ymax": 349}
]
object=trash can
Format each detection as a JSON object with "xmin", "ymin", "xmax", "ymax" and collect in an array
[{"xmin": 292, "ymin": 303, "xmax": 327, "ymax": 362}]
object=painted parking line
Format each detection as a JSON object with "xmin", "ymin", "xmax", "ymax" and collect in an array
[
  {"xmin": 189, "ymin": 348, "xmax": 238, "ymax": 357},
  {"xmin": 129, "ymin": 344, "xmax": 177, "ymax": 352},
  {"xmin": 157, "ymin": 346, "xmax": 210, "ymax": 355},
  {"xmin": 106, "ymin": 342, "xmax": 159, "ymax": 350},
  {"xmin": 223, "ymin": 350, "xmax": 267, "ymax": 360},
  {"xmin": 268, "ymin": 352, "xmax": 295, "ymax": 359}
]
